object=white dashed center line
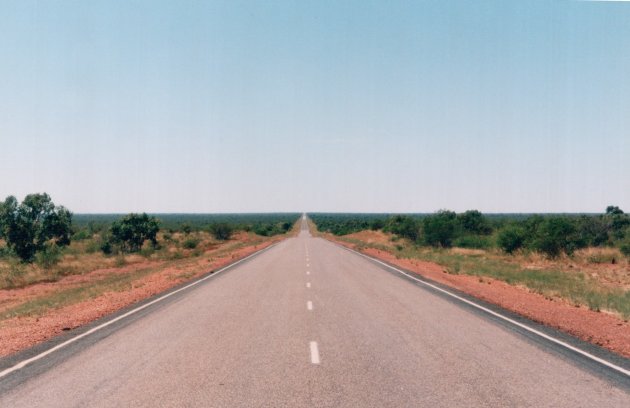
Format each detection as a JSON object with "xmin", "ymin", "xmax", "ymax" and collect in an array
[
  {"xmin": 306, "ymin": 271, "xmax": 310, "ymax": 275},
  {"xmin": 306, "ymin": 282, "xmax": 311, "ymax": 288},
  {"xmin": 310, "ymin": 341, "xmax": 320, "ymax": 364},
  {"xmin": 307, "ymin": 301, "xmax": 313, "ymax": 311}
]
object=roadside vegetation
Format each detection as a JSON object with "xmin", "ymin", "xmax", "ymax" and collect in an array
[
  {"xmin": 0, "ymin": 194, "xmax": 299, "ymax": 290},
  {"xmin": 310, "ymin": 208, "xmax": 630, "ymax": 318}
]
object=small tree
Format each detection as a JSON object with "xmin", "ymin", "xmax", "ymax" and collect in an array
[
  {"xmin": 423, "ymin": 210, "xmax": 457, "ymax": 247},
  {"xmin": 497, "ymin": 225, "xmax": 526, "ymax": 254},
  {"xmin": 210, "ymin": 222, "xmax": 233, "ymax": 240},
  {"xmin": 0, "ymin": 193, "xmax": 72, "ymax": 262},
  {"xmin": 385, "ymin": 215, "xmax": 419, "ymax": 242},
  {"xmin": 109, "ymin": 213, "xmax": 159, "ymax": 253},
  {"xmin": 532, "ymin": 217, "xmax": 582, "ymax": 258},
  {"xmin": 458, "ymin": 210, "xmax": 492, "ymax": 235},
  {"xmin": 605, "ymin": 205, "xmax": 629, "ymax": 240}
]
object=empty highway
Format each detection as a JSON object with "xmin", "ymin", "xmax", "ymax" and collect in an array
[{"xmin": 0, "ymin": 220, "xmax": 629, "ymax": 407}]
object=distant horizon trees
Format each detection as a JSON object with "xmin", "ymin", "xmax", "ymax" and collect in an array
[{"xmin": 310, "ymin": 206, "xmax": 630, "ymax": 259}]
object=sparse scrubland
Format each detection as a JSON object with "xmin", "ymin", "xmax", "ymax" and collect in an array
[{"xmin": 0, "ymin": 194, "xmax": 300, "ymax": 354}]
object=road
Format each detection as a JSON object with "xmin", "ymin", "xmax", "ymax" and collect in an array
[{"xmin": 0, "ymin": 219, "xmax": 629, "ymax": 407}]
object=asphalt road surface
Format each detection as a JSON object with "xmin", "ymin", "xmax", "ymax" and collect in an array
[{"xmin": 1, "ymin": 219, "xmax": 629, "ymax": 407}]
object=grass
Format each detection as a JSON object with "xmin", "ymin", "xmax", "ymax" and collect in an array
[
  {"xmin": 337, "ymin": 235, "xmax": 630, "ymax": 319},
  {"xmin": 0, "ymin": 265, "xmax": 159, "ymax": 320}
]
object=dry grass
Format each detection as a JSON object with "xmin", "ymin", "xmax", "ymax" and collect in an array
[
  {"xmin": 0, "ymin": 231, "xmax": 275, "ymax": 321},
  {"xmin": 0, "ymin": 231, "xmax": 263, "ymax": 290}
]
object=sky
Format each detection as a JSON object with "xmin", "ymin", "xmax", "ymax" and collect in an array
[{"xmin": 1, "ymin": 1, "xmax": 629, "ymax": 214}]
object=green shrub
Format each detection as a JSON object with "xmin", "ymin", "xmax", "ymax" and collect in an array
[
  {"xmin": 35, "ymin": 243, "xmax": 63, "ymax": 268},
  {"xmin": 0, "ymin": 193, "xmax": 72, "ymax": 262},
  {"xmin": 423, "ymin": 210, "xmax": 457, "ymax": 247},
  {"xmin": 454, "ymin": 235, "xmax": 492, "ymax": 249},
  {"xmin": 100, "ymin": 241, "xmax": 113, "ymax": 255},
  {"xmin": 532, "ymin": 217, "xmax": 584, "ymax": 257},
  {"xmin": 497, "ymin": 225, "xmax": 526, "ymax": 254},
  {"xmin": 620, "ymin": 239, "xmax": 630, "ymax": 258},
  {"xmin": 109, "ymin": 213, "xmax": 160, "ymax": 253},
  {"xmin": 182, "ymin": 237, "xmax": 200, "ymax": 249},
  {"xmin": 210, "ymin": 223, "xmax": 233, "ymax": 240},
  {"xmin": 385, "ymin": 215, "xmax": 419, "ymax": 242},
  {"xmin": 72, "ymin": 229, "xmax": 92, "ymax": 241},
  {"xmin": 457, "ymin": 210, "xmax": 492, "ymax": 235}
]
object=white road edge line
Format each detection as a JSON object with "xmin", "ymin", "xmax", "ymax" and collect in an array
[
  {"xmin": 0, "ymin": 243, "xmax": 279, "ymax": 380},
  {"xmin": 344, "ymin": 246, "xmax": 630, "ymax": 378},
  {"xmin": 307, "ymin": 301, "xmax": 313, "ymax": 311},
  {"xmin": 310, "ymin": 341, "xmax": 320, "ymax": 364}
]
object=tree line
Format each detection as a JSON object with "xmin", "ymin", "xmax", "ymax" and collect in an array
[
  {"xmin": 309, "ymin": 208, "xmax": 630, "ymax": 258},
  {"xmin": 0, "ymin": 194, "xmax": 299, "ymax": 263}
]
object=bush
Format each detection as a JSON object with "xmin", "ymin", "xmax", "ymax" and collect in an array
[
  {"xmin": 182, "ymin": 237, "xmax": 200, "ymax": 249},
  {"xmin": 458, "ymin": 210, "xmax": 492, "ymax": 235},
  {"xmin": 532, "ymin": 217, "xmax": 583, "ymax": 257},
  {"xmin": 620, "ymin": 239, "xmax": 630, "ymax": 258},
  {"xmin": 108, "ymin": 213, "xmax": 160, "ymax": 253},
  {"xmin": 0, "ymin": 193, "xmax": 72, "ymax": 262},
  {"xmin": 210, "ymin": 223, "xmax": 233, "ymax": 240},
  {"xmin": 423, "ymin": 210, "xmax": 457, "ymax": 247},
  {"xmin": 385, "ymin": 215, "xmax": 419, "ymax": 242},
  {"xmin": 35, "ymin": 243, "xmax": 63, "ymax": 268},
  {"xmin": 497, "ymin": 225, "xmax": 526, "ymax": 254},
  {"xmin": 72, "ymin": 229, "xmax": 91, "ymax": 241},
  {"xmin": 100, "ymin": 240, "xmax": 113, "ymax": 255}
]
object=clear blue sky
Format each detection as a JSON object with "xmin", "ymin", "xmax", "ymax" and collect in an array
[{"xmin": 1, "ymin": 1, "xmax": 629, "ymax": 213}]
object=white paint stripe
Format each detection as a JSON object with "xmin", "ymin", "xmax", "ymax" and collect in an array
[
  {"xmin": 310, "ymin": 341, "xmax": 320, "ymax": 364},
  {"xmin": 306, "ymin": 271, "xmax": 310, "ymax": 275},
  {"xmin": 307, "ymin": 301, "xmax": 313, "ymax": 311},
  {"xmin": 307, "ymin": 263, "xmax": 310, "ymax": 267},
  {"xmin": 0, "ymin": 243, "xmax": 279, "ymax": 380},
  {"xmin": 306, "ymin": 282, "xmax": 311, "ymax": 288},
  {"xmin": 344, "ymin": 246, "xmax": 630, "ymax": 378}
]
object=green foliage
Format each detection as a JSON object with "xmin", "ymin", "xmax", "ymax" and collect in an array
[
  {"xmin": 497, "ymin": 225, "xmax": 526, "ymax": 254},
  {"xmin": 71, "ymin": 229, "xmax": 92, "ymax": 241},
  {"xmin": 209, "ymin": 223, "xmax": 233, "ymax": 240},
  {"xmin": 182, "ymin": 237, "xmax": 200, "ymax": 249},
  {"xmin": 422, "ymin": 210, "xmax": 457, "ymax": 247},
  {"xmin": 108, "ymin": 213, "xmax": 159, "ymax": 253},
  {"xmin": 385, "ymin": 215, "xmax": 420, "ymax": 242},
  {"xmin": 531, "ymin": 217, "xmax": 584, "ymax": 257},
  {"xmin": 605, "ymin": 205, "xmax": 629, "ymax": 240},
  {"xmin": 73, "ymin": 213, "xmax": 300, "ymax": 239},
  {"xmin": 453, "ymin": 235, "xmax": 492, "ymax": 249},
  {"xmin": 100, "ymin": 240, "xmax": 113, "ymax": 255},
  {"xmin": 0, "ymin": 193, "xmax": 72, "ymax": 262},
  {"xmin": 457, "ymin": 210, "xmax": 492, "ymax": 235},
  {"xmin": 35, "ymin": 243, "xmax": 63, "ymax": 268},
  {"xmin": 310, "ymin": 213, "xmax": 389, "ymax": 236}
]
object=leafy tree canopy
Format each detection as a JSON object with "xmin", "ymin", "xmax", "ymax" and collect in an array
[
  {"xmin": 0, "ymin": 193, "xmax": 72, "ymax": 261},
  {"xmin": 109, "ymin": 213, "xmax": 159, "ymax": 253}
]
